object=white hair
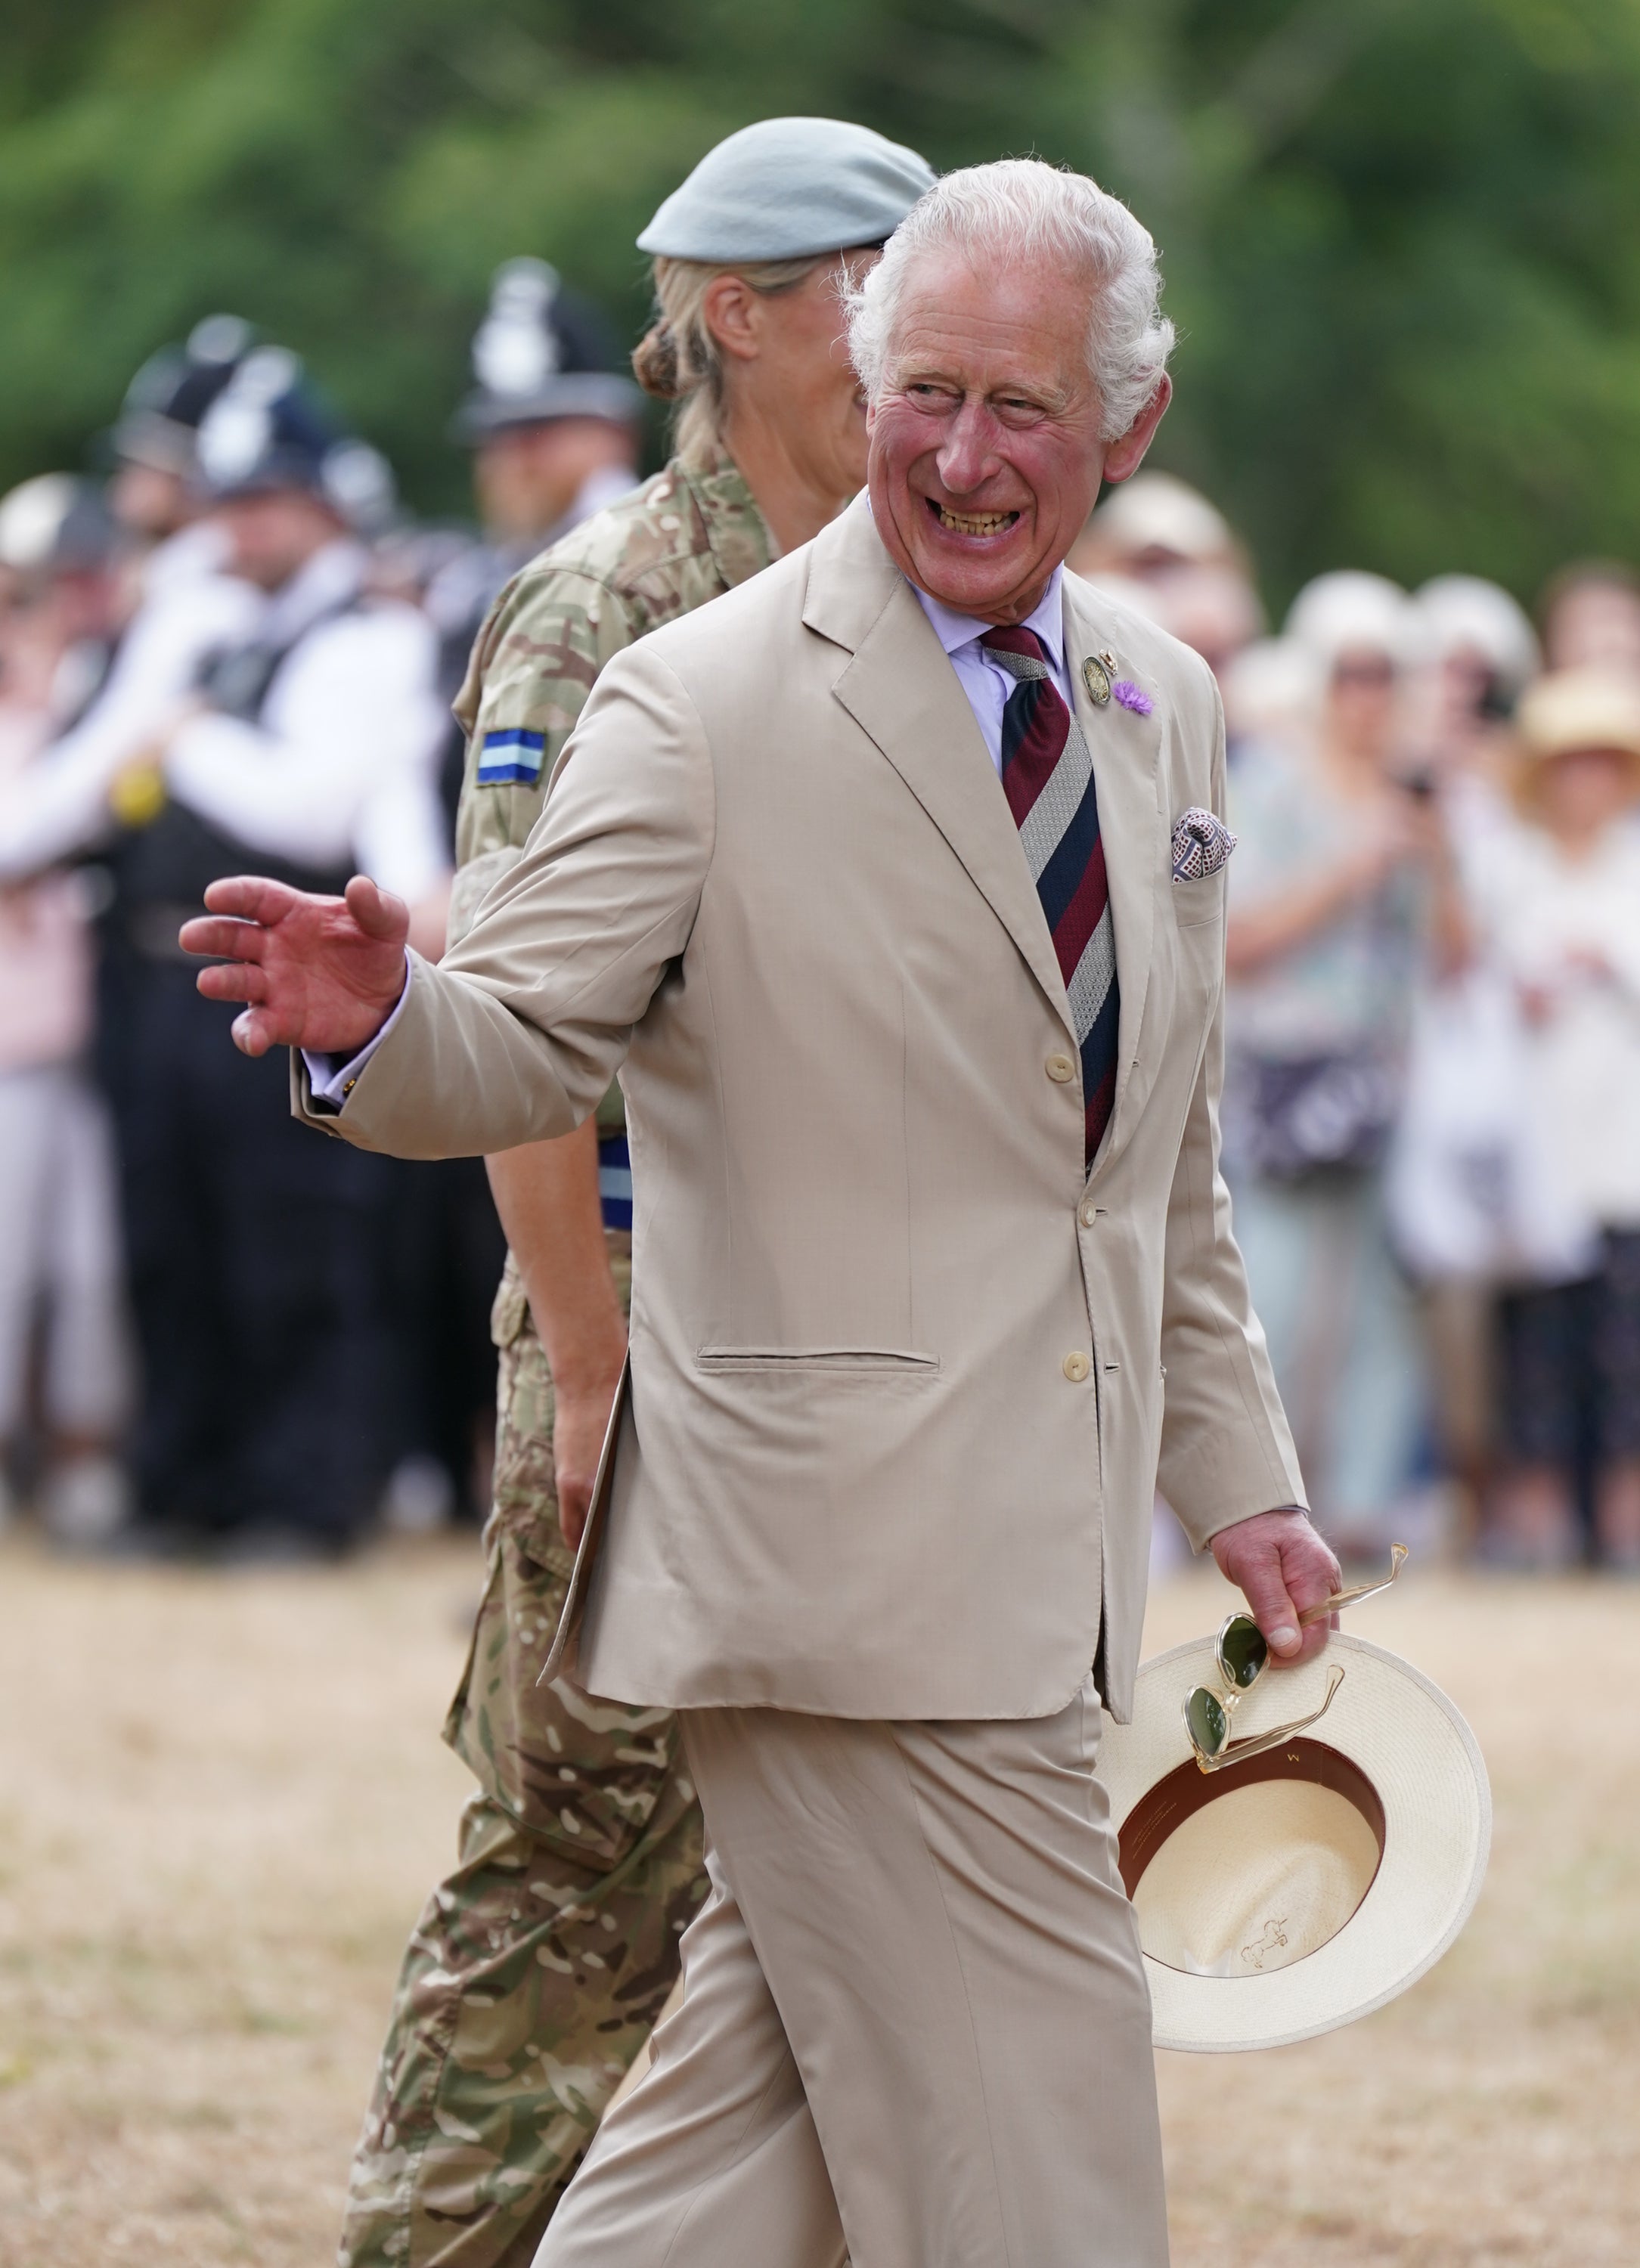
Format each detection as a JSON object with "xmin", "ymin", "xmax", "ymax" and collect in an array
[{"xmin": 845, "ymin": 159, "xmax": 1174, "ymax": 440}]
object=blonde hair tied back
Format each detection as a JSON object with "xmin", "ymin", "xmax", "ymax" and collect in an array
[{"xmin": 633, "ymin": 253, "xmax": 831, "ymax": 466}]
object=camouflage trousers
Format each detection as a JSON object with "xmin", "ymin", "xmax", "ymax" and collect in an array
[{"xmin": 341, "ymin": 1244, "xmax": 706, "ymax": 2268}]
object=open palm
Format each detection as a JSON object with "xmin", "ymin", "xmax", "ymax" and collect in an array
[{"xmin": 180, "ymin": 873, "xmax": 411, "ymax": 1058}]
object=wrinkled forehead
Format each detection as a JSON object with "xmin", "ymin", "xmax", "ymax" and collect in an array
[{"xmin": 882, "ymin": 244, "xmax": 1097, "ymax": 392}]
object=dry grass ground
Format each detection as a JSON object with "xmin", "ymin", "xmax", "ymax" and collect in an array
[{"xmin": 1, "ymin": 1532, "xmax": 1635, "ymax": 2267}]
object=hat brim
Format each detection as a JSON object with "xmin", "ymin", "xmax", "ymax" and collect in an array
[
  {"xmin": 1511, "ymin": 738, "xmax": 1640, "ymax": 813},
  {"xmin": 453, "ymin": 374, "xmax": 645, "ymax": 445},
  {"xmin": 1102, "ymin": 1632, "xmax": 1490, "ymax": 2053}
]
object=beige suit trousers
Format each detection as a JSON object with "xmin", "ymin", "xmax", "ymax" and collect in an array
[{"xmin": 536, "ymin": 1684, "xmax": 1169, "ymax": 2268}]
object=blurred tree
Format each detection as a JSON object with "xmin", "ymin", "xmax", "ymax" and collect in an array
[{"xmin": 1, "ymin": 0, "xmax": 1637, "ymax": 603}]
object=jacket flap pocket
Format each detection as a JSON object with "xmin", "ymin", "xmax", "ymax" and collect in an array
[{"xmin": 696, "ymin": 1346, "xmax": 938, "ymax": 1375}]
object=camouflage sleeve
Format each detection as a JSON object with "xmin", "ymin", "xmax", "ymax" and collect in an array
[{"xmin": 448, "ymin": 565, "xmax": 639, "ymax": 946}]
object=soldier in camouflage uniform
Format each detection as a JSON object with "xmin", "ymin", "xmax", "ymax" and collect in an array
[{"xmin": 339, "ymin": 118, "xmax": 935, "ymax": 2268}]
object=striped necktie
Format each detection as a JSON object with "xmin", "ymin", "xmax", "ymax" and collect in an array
[{"xmin": 981, "ymin": 625, "xmax": 1119, "ymax": 1167}]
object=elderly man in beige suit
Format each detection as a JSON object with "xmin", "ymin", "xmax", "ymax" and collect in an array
[{"xmin": 187, "ymin": 160, "xmax": 1338, "ymax": 2267}]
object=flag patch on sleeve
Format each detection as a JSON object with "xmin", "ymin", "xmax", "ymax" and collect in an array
[{"xmin": 477, "ymin": 727, "xmax": 545, "ymax": 785}]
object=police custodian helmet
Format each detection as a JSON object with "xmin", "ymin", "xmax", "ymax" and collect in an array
[
  {"xmin": 194, "ymin": 345, "xmax": 397, "ymax": 531},
  {"xmin": 113, "ymin": 314, "xmax": 257, "ymax": 476},
  {"xmin": 454, "ymin": 258, "xmax": 644, "ymax": 443}
]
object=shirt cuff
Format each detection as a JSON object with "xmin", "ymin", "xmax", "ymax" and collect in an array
[{"xmin": 302, "ymin": 950, "xmax": 414, "ymax": 1107}]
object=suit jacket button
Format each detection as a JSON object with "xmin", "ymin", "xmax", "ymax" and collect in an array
[
  {"xmin": 1046, "ymin": 1052, "xmax": 1076, "ymax": 1083},
  {"xmin": 1062, "ymin": 1350, "xmax": 1090, "ymax": 1381},
  {"xmin": 1080, "ymin": 1201, "xmax": 1097, "ymax": 1227}
]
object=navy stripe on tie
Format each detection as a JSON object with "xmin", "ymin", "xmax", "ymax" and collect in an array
[{"xmin": 1034, "ymin": 772, "xmax": 1104, "ymax": 937}]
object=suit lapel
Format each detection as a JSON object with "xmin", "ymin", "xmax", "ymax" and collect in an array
[
  {"xmin": 1061, "ymin": 579, "xmax": 1166, "ymax": 1174},
  {"xmin": 808, "ymin": 504, "xmax": 1075, "ymax": 1040}
]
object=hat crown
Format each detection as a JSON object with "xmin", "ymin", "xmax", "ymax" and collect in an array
[
  {"xmin": 192, "ymin": 345, "xmax": 394, "ymax": 528},
  {"xmin": 637, "ymin": 114, "xmax": 935, "ymax": 262},
  {"xmin": 119, "ymin": 314, "xmax": 256, "ymax": 442},
  {"xmin": 196, "ymin": 347, "xmax": 318, "ymax": 488},
  {"xmin": 473, "ymin": 259, "xmax": 564, "ymax": 398},
  {"xmin": 0, "ymin": 472, "xmax": 113, "ymax": 574},
  {"xmin": 457, "ymin": 259, "xmax": 639, "ymax": 439},
  {"xmin": 1517, "ymin": 665, "xmax": 1640, "ymax": 764}
]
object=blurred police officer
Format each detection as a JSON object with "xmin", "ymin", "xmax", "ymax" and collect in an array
[
  {"xmin": 377, "ymin": 266, "xmax": 644, "ymax": 1538},
  {"xmin": 114, "ymin": 349, "xmax": 448, "ymax": 1554},
  {"xmin": 109, "ymin": 315, "xmax": 256, "ymax": 552},
  {"xmin": 341, "ymin": 116, "xmax": 935, "ymax": 2268},
  {"xmin": 0, "ymin": 318, "xmax": 260, "ymax": 889},
  {"xmin": 424, "ymin": 259, "xmax": 643, "ymax": 797}
]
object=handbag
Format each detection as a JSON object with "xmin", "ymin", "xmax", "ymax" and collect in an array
[{"xmin": 1239, "ymin": 1048, "xmax": 1400, "ymax": 1182}]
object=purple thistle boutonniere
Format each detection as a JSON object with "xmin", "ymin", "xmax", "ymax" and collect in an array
[{"xmin": 1111, "ymin": 678, "xmax": 1153, "ymax": 717}]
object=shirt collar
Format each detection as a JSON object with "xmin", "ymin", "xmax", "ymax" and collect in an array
[
  {"xmin": 262, "ymin": 538, "xmax": 366, "ymax": 643},
  {"xmin": 911, "ymin": 565, "xmax": 1066, "ymax": 673},
  {"xmin": 677, "ymin": 442, "xmax": 775, "ymax": 592}
]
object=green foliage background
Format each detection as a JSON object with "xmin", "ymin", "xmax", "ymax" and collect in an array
[{"xmin": 2, "ymin": 0, "xmax": 1638, "ymax": 607}]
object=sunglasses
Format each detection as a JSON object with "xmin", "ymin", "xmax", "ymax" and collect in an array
[{"xmin": 1184, "ymin": 1545, "xmax": 1407, "ymax": 1773}]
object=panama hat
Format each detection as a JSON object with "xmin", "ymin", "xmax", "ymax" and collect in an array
[
  {"xmin": 1102, "ymin": 1632, "xmax": 1490, "ymax": 2053},
  {"xmin": 1511, "ymin": 667, "xmax": 1640, "ymax": 813}
]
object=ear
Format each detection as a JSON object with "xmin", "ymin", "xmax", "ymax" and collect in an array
[
  {"xmin": 1100, "ymin": 374, "xmax": 1173, "ymax": 486},
  {"xmin": 702, "ymin": 272, "xmax": 763, "ymax": 366}
]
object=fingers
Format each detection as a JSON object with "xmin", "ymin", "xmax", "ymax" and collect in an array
[
  {"xmin": 180, "ymin": 915, "xmax": 267, "ymax": 963},
  {"xmin": 230, "ymin": 1006, "xmax": 282, "ymax": 1058},
  {"xmin": 1213, "ymin": 1508, "xmax": 1342, "ymax": 1663},
  {"xmin": 344, "ymin": 874, "xmax": 411, "ymax": 945},
  {"xmin": 560, "ymin": 1490, "xmax": 589, "ymax": 1552},
  {"xmin": 1285, "ymin": 1529, "xmax": 1343, "ymax": 1613},
  {"xmin": 195, "ymin": 960, "xmax": 268, "ymax": 1005},
  {"xmin": 1235, "ymin": 1548, "xmax": 1304, "ymax": 1659},
  {"xmin": 1279, "ymin": 1525, "xmax": 1343, "ymax": 1663},
  {"xmin": 201, "ymin": 874, "xmax": 301, "ymax": 924}
]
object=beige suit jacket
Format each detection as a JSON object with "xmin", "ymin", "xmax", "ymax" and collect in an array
[{"xmin": 296, "ymin": 497, "xmax": 1304, "ymax": 1721}]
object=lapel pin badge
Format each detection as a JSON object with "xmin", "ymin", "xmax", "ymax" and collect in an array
[{"xmin": 1082, "ymin": 655, "xmax": 1112, "ymax": 705}]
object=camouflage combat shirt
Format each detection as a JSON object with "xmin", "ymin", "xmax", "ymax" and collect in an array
[
  {"xmin": 449, "ymin": 443, "xmax": 772, "ymax": 1341},
  {"xmin": 448, "ymin": 443, "xmax": 773, "ymax": 945}
]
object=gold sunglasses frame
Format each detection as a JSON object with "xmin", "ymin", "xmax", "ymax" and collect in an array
[{"xmin": 1183, "ymin": 1545, "xmax": 1407, "ymax": 1774}]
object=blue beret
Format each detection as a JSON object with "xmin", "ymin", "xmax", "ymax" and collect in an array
[{"xmin": 637, "ymin": 117, "xmax": 935, "ymax": 262}]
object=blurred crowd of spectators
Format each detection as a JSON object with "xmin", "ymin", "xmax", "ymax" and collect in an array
[
  {"xmin": 0, "ymin": 280, "xmax": 641, "ymax": 1559},
  {"xmin": 2, "ymin": 284, "xmax": 1638, "ymax": 1570},
  {"xmin": 1071, "ymin": 479, "xmax": 1640, "ymax": 1570}
]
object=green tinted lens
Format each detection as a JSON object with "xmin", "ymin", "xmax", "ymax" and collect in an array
[
  {"xmin": 1186, "ymin": 1685, "xmax": 1228, "ymax": 1759},
  {"xmin": 1219, "ymin": 1615, "xmax": 1269, "ymax": 1691}
]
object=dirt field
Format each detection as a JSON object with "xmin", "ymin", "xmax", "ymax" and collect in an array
[{"xmin": 1, "ymin": 1532, "xmax": 1635, "ymax": 2268}]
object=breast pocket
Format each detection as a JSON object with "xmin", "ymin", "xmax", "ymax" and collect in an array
[{"xmin": 1171, "ymin": 870, "xmax": 1226, "ymax": 931}]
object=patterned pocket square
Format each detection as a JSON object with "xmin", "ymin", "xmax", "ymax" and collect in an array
[{"xmin": 1170, "ymin": 806, "xmax": 1237, "ymax": 882}]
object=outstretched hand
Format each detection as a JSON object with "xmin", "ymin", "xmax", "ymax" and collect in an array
[
  {"xmin": 180, "ymin": 874, "xmax": 410, "ymax": 1058},
  {"xmin": 1211, "ymin": 1507, "xmax": 1341, "ymax": 1666}
]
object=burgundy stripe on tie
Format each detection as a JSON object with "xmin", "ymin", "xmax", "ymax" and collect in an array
[{"xmin": 981, "ymin": 624, "xmax": 1119, "ymax": 1167}]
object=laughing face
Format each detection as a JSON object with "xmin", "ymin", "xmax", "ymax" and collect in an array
[{"xmin": 866, "ymin": 249, "xmax": 1169, "ymax": 626}]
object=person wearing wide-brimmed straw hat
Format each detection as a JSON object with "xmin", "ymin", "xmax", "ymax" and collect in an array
[
  {"xmin": 1470, "ymin": 668, "xmax": 1640, "ymax": 1569},
  {"xmin": 334, "ymin": 118, "xmax": 935, "ymax": 2268}
]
